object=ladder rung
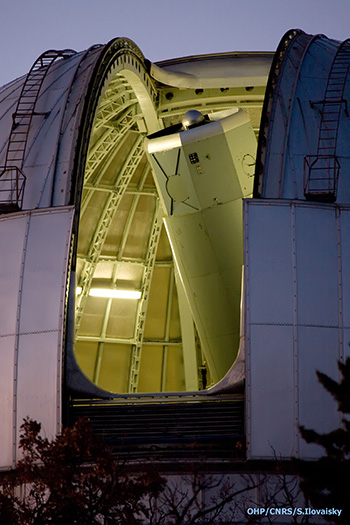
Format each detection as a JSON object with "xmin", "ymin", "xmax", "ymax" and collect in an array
[
  {"xmin": 7, "ymin": 141, "xmax": 25, "ymax": 153},
  {"xmin": 321, "ymin": 122, "xmax": 338, "ymax": 126}
]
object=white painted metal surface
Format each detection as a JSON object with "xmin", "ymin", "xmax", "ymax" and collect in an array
[
  {"xmin": 0, "ymin": 50, "xmax": 102, "ymax": 210},
  {"xmin": 244, "ymin": 199, "xmax": 348, "ymax": 459},
  {"xmin": 0, "ymin": 214, "xmax": 28, "ymax": 469},
  {"xmin": 0, "ymin": 207, "xmax": 73, "ymax": 470},
  {"xmin": 151, "ymin": 53, "xmax": 272, "ymax": 89},
  {"xmin": 257, "ymin": 32, "xmax": 350, "ymax": 204},
  {"xmin": 147, "ymin": 110, "xmax": 256, "ymax": 382}
]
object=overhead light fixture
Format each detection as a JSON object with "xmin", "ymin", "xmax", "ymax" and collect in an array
[
  {"xmin": 76, "ymin": 286, "xmax": 141, "ymax": 299},
  {"xmin": 89, "ymin": 288, "xmax": 142, "ymax": 299}
]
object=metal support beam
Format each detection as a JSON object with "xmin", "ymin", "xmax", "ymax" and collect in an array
[
  {"xmin": 128, "ymin": 203, "xmax": 163, "ymax": 392},
  {"xmin": 83, "ymin": 105, "xmax": 137, "ymax": 187},
  {"xmin": 83, "ymin": 184, "xmax": 157, "ymax": 198},
  {"xmin": 91, "ymin": 165, "xmax": 152, "ymax": 387},
  {"xmin": 161, "ymin": 348, "xmax": 168, "ymax": 393},
  {"xmin": 92, "ymin": 261, "xmax": 119, "ymax": 385},
  {"xmin": 80, "ymin": 132, "xmax": 139, "ymax": 218},
  {"xmin": 76, "ymin": 335, "xmax": 182, "ymax": 346},
  {"xmin": 94, "ymin": 89, "xmax": 136, "ymax": 130},
  {"xmin": 118, "ymin": 165, "xmax": 151, "ymax": 258},
  {"xmin": 161, "ymin": 267, "xmax": 175, "ymax": 392},
  {"xmin": 99, "ymin": 100, "xmax": 138, "ymax": 129},
  {"xmin": 175, "ymin": 265, "xmax": 199, "ymax": 391},
  {"xmin": 75, "ymin": 135, "xmax": 144, "ymax": 334},
  {"xmin": 76, "ymin": 253, "xmax": 173, "ymax": 268},
  {"xmin": 93, "ymin": 342, "xmax": 104, "ymax": 385}
]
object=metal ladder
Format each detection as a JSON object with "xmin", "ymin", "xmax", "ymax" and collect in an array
[
  {"xmin": 0, "ymin": 49, "xmax": 75, "ymax": 212},
  {"xmin": 304, "ymin": 39, "xmax": 350, "ymax": 201}
]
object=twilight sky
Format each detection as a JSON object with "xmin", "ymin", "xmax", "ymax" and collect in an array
[{"xmin": 1, "ymin": 0, "xmax": 350, "ymax": 86}]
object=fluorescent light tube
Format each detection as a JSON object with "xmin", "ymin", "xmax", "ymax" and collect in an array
[{"xmin": 89, "ymin": 288, "xmax": 141, "ymax": 299}]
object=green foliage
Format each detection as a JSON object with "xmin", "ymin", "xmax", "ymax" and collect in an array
[
  {"xmin": 295, "ymin": 357, "xmax": 350, "ymax": 524},
  {"xmin": 0, "ymin": 417, "xmax": 165, "ymax": 524}
]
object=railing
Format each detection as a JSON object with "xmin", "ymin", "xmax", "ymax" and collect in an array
[
  {"xmin": 0, "ymin": 167, "xmax": 26, "ymax": 212},
  {"xmin": 304, "ymin": 155, "xmax": 340, "ymax": 202}
]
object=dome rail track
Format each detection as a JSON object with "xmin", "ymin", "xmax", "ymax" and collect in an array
[{"xmin": 254, "ymin": 29, "xmax": 302, "ymax": 197}]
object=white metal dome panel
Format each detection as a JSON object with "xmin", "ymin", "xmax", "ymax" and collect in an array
[
  {"xmin": 298, "ymin": 325, "xmax": 340, "ymax": 458},
  {"xmin": 340, "ymin": 211, "xmax": 350, "ymax": 323},
  {"xmin": 255, "ymin": 31, "xmax": 350, "ymax": 205},
  {"xmin": 0, "ymin": 214, "xmax": 29, "ymax": 470},
  {"xmin": 244, "ymin": 199, "xmax": 347, "ymax": 459},
  {"xmin": 248, "ymin": 324, "xmax": 295, "ymax": 458},
  {"xmin": 0, "ymin": 207, "xmax": 73, "ymax": 468}
]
